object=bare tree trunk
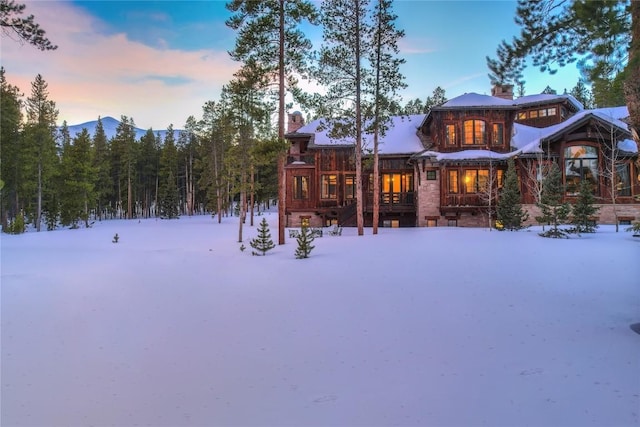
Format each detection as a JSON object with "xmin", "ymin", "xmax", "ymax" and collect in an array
[
  {"xmin": 250, "ymin": 164, "xmax": 255, "ymax": 227},
  {"xmin": 127, "ymin": 171, "xmax": 132, "ymax": 219},
  {"xmin": 354, "ymin": 5, "xmax": 364, "ymax": 236},
  {"xmin": 624, "ymin": 1, "xmax": 640, "ymax": 143},
  {"xmin": 36, "ymin": 161, "xmax": 42, "ymax": 232},
  {"xmin": 238, "ymin": 170, "xmax": 246, "ymax": 243},
  {"xmin": 277, "ymin": 0, "xmax": 286, "ymax": 245}
]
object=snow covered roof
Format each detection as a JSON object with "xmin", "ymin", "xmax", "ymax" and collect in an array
[
  {"xmin": 437, "ymin": 93, "xmax": 516, "ymax": 109},
  {"xmin": 294, "ymin": 114, "xmax": 426, "ymax": 155},
  {"xmin": 591, "ymin": 106, "xmax": 629, "ymax": 121},
  {"xmin": 511, "ymin": 109, "xmax": 637, "ymax": 155},
  {"xmin": 512, "ymin": 93, "xmax": 584, "ymax": 111}
]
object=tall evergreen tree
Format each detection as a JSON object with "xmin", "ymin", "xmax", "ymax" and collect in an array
[
  {"xmin": 569, "ymin": 79, "xmax": 593, "ymax": 109},
  {"xmin": 92, "ymin": 117, "xmax": 112, "ymax": 220},
  {"xmin": 197, "ymin": 100, "xmax": 232, "ymax": 223},
  {"xmin": 226, "ymin": 0, "xmax": 318, "ymax": 245},
  {"xmin": 159, "ymin": 170, "xmax": 179, "ymax": 219},
  {"xmin": 23, "ymin": 73, "xmax": 58, "ymax": 231},
  {"xmin": 250, "ymin": 217, "xmax": 275, "ymax": 255},
  {"xmin": 159, "ymin": 124, "xmax": 178, "ymax": 218},
  {"xmin": 315, "ymin": 0, "xmax": 372, "ymax": 236},
  {"xmin": 423, "ymin": 86, "xmax": 448, "ymax": 112},
  {"xmin": 111, "ymin": 116, "xmax": 137, "ymax": 219},
  {"xmin": 496, "ymin": 157, "xmax": 529, "ymax": 230},
  {"xmin": 137, "ymin": 128, "xmax": 160, "ymax": 218},
  {"xmin": 59, "ymin": 128, "xmax": 95, "ymax": 228},
  {"xmin": 536, "ymin": 162, "xmax": 571, "ymax": 238},
  {"xmin": 0, "ymin": 67, "xmax": 23, "ymax": 230},
  {"xmin": 0, "ymin": 0, "xmax": 57, "ymax": 50},
  {"xmin": 368, "ymin": 0, "xmax": 406, "ymax": 235},
  {"xmin": 570, "ymin": 178, "xmax": 599, "ymax": 234}
]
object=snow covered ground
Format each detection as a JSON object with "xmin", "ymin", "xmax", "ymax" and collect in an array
[{"xmin": 2, "ymin": 213, "xmax": 639, "ymax": 427}]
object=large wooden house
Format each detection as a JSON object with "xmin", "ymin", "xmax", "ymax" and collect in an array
[{"xmin": 284, "ymin": 85, "xmax": 640, "ymax": 228}]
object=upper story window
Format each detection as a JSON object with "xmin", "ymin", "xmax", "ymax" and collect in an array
[
  {"xmin": 445, "ymin": 124, "xmax": 457, "ymax": 145},
  {"xmin": 565, "ymin": 145, "xmax": 598, "ymax": 195},
  {"xmin": 463, "ymin": 119, "xmax": 486, "ymax": 145},
  {"xmin": 293, "ymin": 176, "xmax": 309, "ymax": 199},
  {"xmin": 448, "ymin": 170, "xmax": 459, "ymax": 193},
  {"xmin": 492, "ymin": 123, "xmax": 504, "ymax": 145},
  {"xmin": 345, "ymin": 175, "xmax": 356, "ymax": 200},
  {"xmin": 321, "ymin": 174, "xmax": 337, "ymax": 199}
]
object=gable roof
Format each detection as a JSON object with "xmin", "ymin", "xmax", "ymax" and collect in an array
[
  {"xmin": 512, "ymin": 93, "xmax": 584, "ymax": 111},
  {"xmin": 436, "ymin": 93, "xmax": 516, "ymax": 109}
]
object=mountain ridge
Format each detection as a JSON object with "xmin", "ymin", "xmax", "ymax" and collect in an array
[{"xmin": 62, "ymin": 116, "xmax": 178, "ymax": 141}]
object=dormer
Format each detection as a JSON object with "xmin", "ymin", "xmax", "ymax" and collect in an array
[
  {"xmin": 418, "ymin": 93, "xmax": 517, "ymax": 153},
  {"xmin": 513, "ymin": 94, "xmax": 583, "ymax": 128}
]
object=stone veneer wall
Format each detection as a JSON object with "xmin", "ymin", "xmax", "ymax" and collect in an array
[
  {"xmin": 416, "ymin": 165, "xmax": 441, "ymax": 226},
  {"xmin": 286, "ymin": 211, "xmax": 324, "ymax": 228},
  {"xmin": 522, "ymin": 204, "xmax": 640, "ymax": 227}
]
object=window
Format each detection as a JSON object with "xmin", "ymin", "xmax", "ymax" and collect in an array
[
  {"xmin": 447, "ymin": 219, "xmax": 458, "ymax": 227},
  {"xmin": 492, "ymin": 123, "xmax": 504, "ymax": 145},
  {"xmin": 383, "ymin": 219, "xmax": 400, "ymax": 228},
  {"xmin": 497, "ymin": 169, "xmax": 504, "ymax": 188},
  {"xmin": 463, "ymin": 119, "xmax": 486, "ymax": 145},
  {"xmin": 517, "ymin": 112, "xmax": 527, "ymax": 120},
  {"xmin": 462, "ymin": 169, "xmax": 500, "ymax": 192},
  {"xmin": 529, "ymin": 110, "xmax": 539, "ymax": 118},
  {"xmin": 539, "ymin": 108, "xmax": 547, "ymax": 117},
  {"xmin": 448, "ymin": 170, "xmax": 459, "ymax": 193},
  {"xmin": 293, "ymin": 176, "xmax": 308, "ymax": 199},
  {"xmin": 565, "ymin": 145, "xmax": 598, "ymax": 195},
  {"xmin": 321, "ymin": 174, "xmax": 337, "ymax": 199},
  {"xmin": 445, "ymin": 124, "xmax": 457, "ymax": 145},
  {"xmin": 547, "ymin": 108, "xmax": 557, "ymax": 116},
  {"xmin": 345, "ymin": 175, "xmax": 356, "ymax": 199},
  {"xmin": 427, "ymin": 219, "xmax": 437, "ymax": 227},
  {"xmin": 616, "ymin": 163, "xmax": 631, "ymax": 196},
  {"xmin": 426, "ymin": 170, "xmax": 437, "ymax": 180}
]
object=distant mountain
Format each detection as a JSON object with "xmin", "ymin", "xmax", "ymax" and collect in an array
[{"xmin": 62, "ymin": 116, "xmax": 177, "ymax": 141}]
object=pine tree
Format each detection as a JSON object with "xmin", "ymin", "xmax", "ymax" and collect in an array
[
  {"xmin": 536, "ymin": 162, "xmax": 572, "ymax": 238},
  {"xmin": 59, "ymin": 128, "xmax": 96, "ymax": 228},
  {"xmin": 570, "ymin": 178, "xmax": 599, "ymax": 234},
  {"xmin": 0, "ymin": 1, "xmax": 57, "ymax": 50},
  {"xmin": 250, "ymin": 217, "xmax": 275, "ymax": 255},
  {"xmin": 294, "ymin": 225, "xmax": 315, "ymax": 259},
  {"xmin": 423, "ymin": 86, "xmax": 447, "ymax": 112},
  {"xmin": 138, "ymin": 128, "xmax": 160, "ymax": 218},
  {"xmin": 23, "ymin": 74, "xmax": 58, "ymax": 231},
  {"xmin": 496, "ymin": 157, "xmax": 529, "ymax": 230},
  {"xmin": 159, "ymin": 170, "xmax": 179, "ymax": 219},
  {"xmin": 0, "ymin": 67, "xmax": 23, "ymax": 230},
  {"xmin": 315, "ymin": 0, "xmax": 372, "ymax": 236},
  {"xmin": 226, "ymin": 0, "xmax": 318, "ymax": 245},
  {"xmin": 92, "ymin": 117, "xmax": 112, "ymax": 220},
  {"xmin": 368, "ymin": 0, "xmax": 406, "ymax": 235},
  {"xmin": 569, "ymin": 79, "xmax": 593, "ymax": 109}
]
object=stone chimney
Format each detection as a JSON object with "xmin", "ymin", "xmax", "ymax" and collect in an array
[
  {"xmin": 287, "ymin": 111, "xmax": 305, "ymax": 133},
  {"xmin": 491, "ymin": 84, "xmax": 514, "ymax": 100}
]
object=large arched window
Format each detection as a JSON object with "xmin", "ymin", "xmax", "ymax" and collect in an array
[
  {"xmin": 463, "ymin": 119, "xmax": 486, "ymax": 145},
  {"xmin": 565, "ymin": 145, "xmax": 598, "ymax": 195}
]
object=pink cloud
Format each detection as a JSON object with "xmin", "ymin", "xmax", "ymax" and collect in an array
[{"xmin": 2, "ymin": 1, "xmax": 239, "ymax": 129}]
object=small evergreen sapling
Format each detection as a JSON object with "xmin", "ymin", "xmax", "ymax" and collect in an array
[
  {"xmin": 536, "ymin": 162, "xmax": 572, "ymax": 238},
  {"xmin": 249, "ymin": 218, "xmax": 275, "ymax": 256},
  {"xmin": 294, "ymin": 225, "xmax": 315, "ymax": 259},
  {"xmin": 496, "ymin": 157, "xmax": 529, "ymax": 230},
  {"xmin": 570, "ymin": 178, "xmax": 599, "ymax": 234}
]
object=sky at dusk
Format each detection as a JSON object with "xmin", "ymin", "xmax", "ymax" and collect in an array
[{"xmin": 1, "ymin": 0, "xmax": 582, "ymax": 131}]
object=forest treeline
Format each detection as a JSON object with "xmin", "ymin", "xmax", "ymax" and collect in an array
[{"xmin": 0, "ymin": 68, "xmax": 282, "ymax": 232}]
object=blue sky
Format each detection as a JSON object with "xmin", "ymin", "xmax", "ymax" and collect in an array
[{"xmin": 1, "ymin": 1, "xmax": 581, "ymax": 130}]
